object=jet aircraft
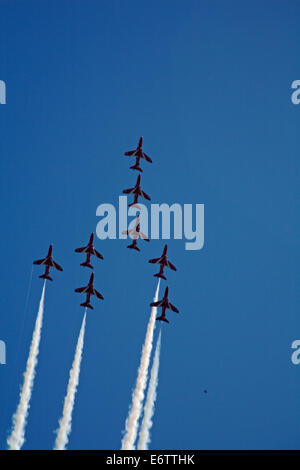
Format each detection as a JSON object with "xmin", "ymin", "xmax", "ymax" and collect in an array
[
  {"xmin": 33, "ymin": 244, "xmax": 63, "ymax": 281},
  {"xmin": 123, "ymin": 217, "xmax": 150, "ymax": 251},
  {"xmin": 148, "ymin": 244, "xmax": 176, "ymax": 280},
  {"xmin": 75, "ymin": 232, "xmax": 104, "ymax": 269},
  {"xmin": 75, "ymin": 272, "xmax": 104, "ymax": 310},
  {"xmin": 150, "ymin": 286, "xmax": 179, "ymax": 323},
  {"xmin": 123, "ymin": 174, "xmax": 151, "ymax": 207},
  {"xmin": 124, "ymin": 136, "xmax": 152, "ymax": 172}
]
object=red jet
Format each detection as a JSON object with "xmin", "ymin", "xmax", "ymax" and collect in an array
[
  {"xmin": 124, "ymin": 136, "xmax": 152, "ymax": 172},
  {"xmin": 75, "ymin": 233, "xmax": 104, "ymax": 269},
  {"xmin": 150, "ymin": 286, "xmax": 179, "ymax": 323},
  {"xmin": 33, "ymin": 244, "xmax": 63, "ymax": 281},
  {"xmin": 123, "ymin": 216, "xmax": 150, "ymax": 251},
  {"xmin": 75, "ymin": 272, "xmax": 104, "ymax": 310},
  {"xmin": 123, "ymin": 174, "xmax": 151, "ymax": 207},
  {"xmin": 148, "ymin": 244, "xmax": 176, "ymax": 280}
]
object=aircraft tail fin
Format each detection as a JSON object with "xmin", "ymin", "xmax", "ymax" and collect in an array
[
  {"xmin": 80, "ymin": 261, "xmax": 94, "ymax": 269},
  {"xmin": 39, "ymin": 274, "xmax": 53, "ymax": 281},
  {"xmin": 127, "ymin": 243, "xmax": 140, "ymax": 252},
  {"xmin": 154, "ymin": 272, "xmax": 167, "ymax": 281},
  {"xmin": 80, "ymin": 301, "xmax": 94, "ymax": 310},
  {"xmin": 130, "ymin": 163, "xmax": 143, "ymax": 172},
  {"xmin": 156, "ymin": 315, "xmax": 169, "ymax": 323}
]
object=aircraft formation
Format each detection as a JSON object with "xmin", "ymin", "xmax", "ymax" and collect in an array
[
  {"xmin": 33, "ymin": 232, "xmax": 104, "ymax": 310},
  {"xmin": 123, "ymin": 137, "xmax": 179, "ymax": 324},
  {"xmin": 74, "ymin": 233, "xmax": 104, "ymax": 310},
  {"xmin": 33, "ymin": 136, "xmax": 179, "ymax": 322}
]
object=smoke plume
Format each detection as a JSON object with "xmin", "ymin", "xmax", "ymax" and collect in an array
[
  {"xmin": 137, "ymin": 329, "xmax": 162, "ymax": 449},
  {"xmin": 7, "ymin": 282, "xmax": 46, "ymax": 450},
  {"xmin": 54, "ymin": 312, "xmax": 87, "ymax": 450},
  {"xmin": 121, "ymin": 280, "xmax": 160, "ymax": 450}
]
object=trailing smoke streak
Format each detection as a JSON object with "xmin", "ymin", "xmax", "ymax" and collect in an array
[
  {"xmin": 7, "ymin": 282, "xmax": 46, "ymax": 450},
  {"xmin": 121, "ymin": 280, "xmax": 160, "ymax": 450},
  {"xmin": 137, "ymin": 329, "xmax": 162, "ymax": 450},
  {"xmin": 54, "ymin": 312, "xmax": 87, "ymax": 450}
]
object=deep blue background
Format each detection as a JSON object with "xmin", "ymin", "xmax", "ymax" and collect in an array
[{"xmin": 0, "ymin": 0, "xmax": 299, "ymax": 450}]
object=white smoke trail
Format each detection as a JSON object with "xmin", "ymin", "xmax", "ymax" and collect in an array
[
  {"xmin": 137, "ymin": 329, "xmax": 162, "ymax": 450},
  {"xmin": 54, "ymin": 312, "xmax": 87, "ymax": 450},
  {"xmin": 7, "ymin": 281, "xmax": 46, "ymax": 450},
  {"xmin": 121, "ymin": 280, "xmax": 160, "ymax": 450}
]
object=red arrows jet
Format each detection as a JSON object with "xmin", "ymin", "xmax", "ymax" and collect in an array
[
  {"xmin": 148, "ymin": 244, "xmax": 176, "ymax": 280},
  {"xmin": 75, "ymin": 272, "xmax": 104, "ymax": 310},
  {"xmin": 123, "ymin": 174, "xmax": 151, "ymax": 207},
  {"xmin": 33, "ymin": 244, "xmax": 63, "ymax": 281},
  {"xmin": 124, "ymin": 136, "xmax": 152, "ymax": 172},
  {"xmin": 150, "ymin": 286, "xmax": 179, "ymax": 323},
  {"xmin": 123, "ymin": 217, "xmax": 150, "ymax": 251},
  {"xmin": 75, "ymin": 233, "xmax": 104, "ymax": 269}
]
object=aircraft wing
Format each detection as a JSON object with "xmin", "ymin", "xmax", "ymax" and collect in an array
[
  {"xmin": 75, "ymin": 286, "xmax": 87, "ymax": 293},
  {"xmin": 150, "ymin": 299, "xmax": 164, "ymax": 307},
  {"xmin": 148, "ymin": 257, "xmax": 162, "ymax": 264},
  {"xmin": 169, "ymin": 302, "xmax": 179, "ymax": 313},
  {"xmin": 141, "ymin": 190, "xmax": 151, "ymax": 201},
  {"xmin": 93, "ymin": 248, "xmax": 104, "ymax": 260},
  {"xmin": 166, "ymin": 260, "xmax": 177, "ymax": 271},
  {"xmin": 124, "ymin": 150, "xmax": 137, "ymax": 156},
  {"xmin": 94, "ymin": 289, "xmax": 104, "ymax": 300},
  {"xmin": 75, "ymin": 246, "xmax": 88, "ymax": 253},
  {"xmin": 53, "ymin": 261, "xmax": 63, "ymax": 271},
  {"xmin": 139, "ymin": 232, "xmax": 150, "ymax": 242},
  {"xmin": 142, "ymin": 152, "xmax": 152, "ymax": 163},
  {"xmin": 123, "ymin": 187, "xmax": 136, "ymax": 194},
  {"xmin": 33, "ymin": 258, "xmax": 46, "ymax": 265}
]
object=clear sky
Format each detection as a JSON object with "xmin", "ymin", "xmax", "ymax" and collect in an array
[{"xmin": 0, "ymin": 0, "xmax": 299, "ymax": 450}]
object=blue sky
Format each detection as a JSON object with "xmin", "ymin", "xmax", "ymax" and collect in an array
[{"xmin": 0, "ymin": 0, "xmax": 299, "ymax": 450}]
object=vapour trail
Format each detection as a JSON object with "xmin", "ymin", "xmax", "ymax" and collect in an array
[
  {"xmin": 121, "ymin": 280, "xmax": 160, "ymax": 450},
  {"xmin": 137, "ymin": 329, "xmax": 162, "ymax": 450},
  {"xmin": 54, "ymin": 311, "xmax": 87, "ymax": 450},
  {"xmin": 7, "ymin": 281, "xmax": 46, "ymax": 450}
]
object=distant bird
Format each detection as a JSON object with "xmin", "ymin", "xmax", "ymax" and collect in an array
[
  {"xmin": 124, "ymin": 136, "xmax": 152, "ymax": 172},
  {"xmin": 33, "ymin": 244, "xmax": 63, "ymax": 281},
  {"xmin": 75, "ymin": 232, "xmax": 103, "ymax": 269}
]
